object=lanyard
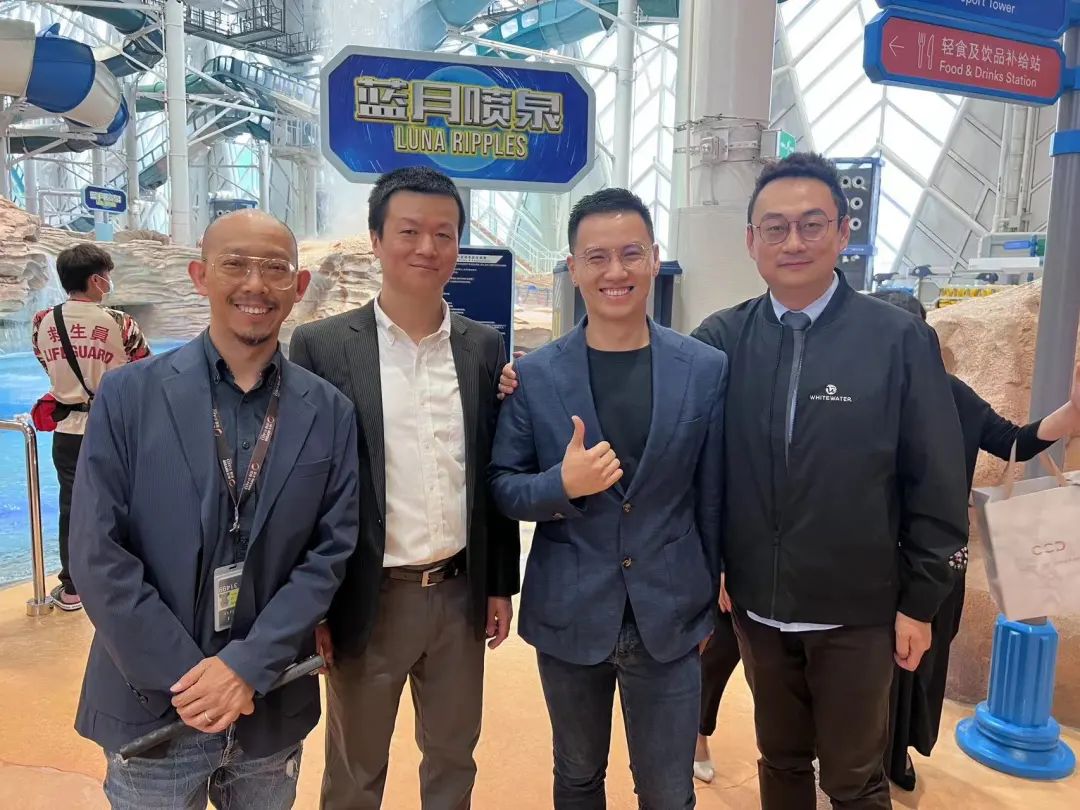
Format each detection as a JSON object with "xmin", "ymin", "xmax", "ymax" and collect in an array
[{"xmin": 211, "ymin": 369, "xmax": 282, "ymax": 535}]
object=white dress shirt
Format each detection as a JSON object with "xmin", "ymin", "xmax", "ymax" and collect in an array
[
  {"xmin": 747, "ymin": 273, "xmax": 843, "ymax": 633},
  {"xmin": 374, "ymin": 296, "xmax": 468, "ymax": 568}
]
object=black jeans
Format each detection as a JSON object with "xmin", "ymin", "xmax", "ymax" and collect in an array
[
  {"xmin": 536, "ymin": 618, "xmax": 700, "ymax": 810},
  {"xmin": 52, "ymin": 431, "xmax": 83, "ymax": 595}
]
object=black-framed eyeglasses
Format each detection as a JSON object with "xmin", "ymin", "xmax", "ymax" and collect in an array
[
  {"xmin": 574, "ymin": 242, "xmax": 654, "ymax": 271},
  {"xmin": 213, "ymin": 254, "xmax": 298, "ymax": 291},
  {"xmin": 753, "ymin": 214, "xmax": 838, "ymax": 246}
]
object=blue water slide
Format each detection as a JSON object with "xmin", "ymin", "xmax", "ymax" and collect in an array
[
  {"xmin": 0, "ymin": 1, "xmax": 162, "ymax": 155},
  {"xmin": 414, "ymin": 0, "xmax": 679, "ymax": 53}
]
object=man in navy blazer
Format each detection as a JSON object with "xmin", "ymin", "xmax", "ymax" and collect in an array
[
  {"xmin": 70, "ymin": 210, "xmax": 360, "ymax": 809},
  {"xmin": 489, "ymin": 189, "xmax": 728, "ymax": 809}
]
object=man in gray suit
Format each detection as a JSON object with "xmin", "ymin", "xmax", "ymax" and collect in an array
[
  {"xmin": 70, "ymin": 210, "xmax": 360, "ymax": 809},
  {"xmin": 489, "ymin": 188, "xmax": 728, "ymax": 809},
  {"xmin": 289, "ymin": 166, "xmax": 519, "ymax": 809}
]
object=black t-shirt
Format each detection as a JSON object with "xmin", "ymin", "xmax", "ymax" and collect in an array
[{"xmin": 587, "ymin": 345, "xmax": 653, "ymax": 488}]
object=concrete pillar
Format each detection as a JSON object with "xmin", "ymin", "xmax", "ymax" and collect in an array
[
  {"xmin": 164, "ymin": 0, "xmax": 192, "ymax": 245},
  {"xmin": 612, "ymin": 0, "xmax": 637, "ymax": 189},
  {"xmin": 672, "ymin": 0, "xmax": 777, "ymax": 332},
  {"xmin": 125, "ymin": 82, "xmax": 139, "ymax": 229}
]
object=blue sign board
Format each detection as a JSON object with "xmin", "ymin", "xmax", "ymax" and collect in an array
[
  {"xmin": 321, "ymin": 46, "xmax": 595, "ymax": 192},
  {"xmin": 444, "ymin": 247, "xmax": 515, "ymax": 356},
  {"xmin": 865, "ymin": 8, "xmax": 1068, "ymax": 106},
  {"xmin": 84, "ymin": 185, "xmax": 126, "ymax": 213},
  {"xmin": 877, "ymin": 0, "xmax": 1079, "ymax": 39}
]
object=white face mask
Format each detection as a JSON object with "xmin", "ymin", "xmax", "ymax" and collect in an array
[{"xmin": 95, "ymin": 275, "xmax": 114, "ymax": 298}]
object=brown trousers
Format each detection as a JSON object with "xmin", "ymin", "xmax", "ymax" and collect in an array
[
  {"xmin": 732, "ymin": 610, "xmax": 894, "ymax": 810},
  {"xmin": 321, "ymin": 575, "xmax": 485, "ymax": 810}
]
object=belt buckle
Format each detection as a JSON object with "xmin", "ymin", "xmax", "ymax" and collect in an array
[{"xmin": 421, "ymin": 568, "xmax": 436, "ymax": 588}]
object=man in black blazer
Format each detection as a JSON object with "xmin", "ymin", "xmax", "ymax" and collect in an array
[{"xmin": 290, "ymin": 166, "xmax": 519, "ymax": 809}]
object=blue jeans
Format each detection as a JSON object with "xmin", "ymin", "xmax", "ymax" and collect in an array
[
  {"xmin": 537, "ymin": 618, "xmax": 700, "ymax": 810},
  {"xmin": 103, "ymin": 728, "xmax": 302, "ymax": 809}
]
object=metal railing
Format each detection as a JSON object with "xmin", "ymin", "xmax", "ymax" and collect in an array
[{"xmin": 0, "ymin": 419, "xmax": 52, "ymax": 617}]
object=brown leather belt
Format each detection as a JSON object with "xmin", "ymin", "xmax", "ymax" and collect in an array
[{"xmin": 384, "ymin": 556, "xmax": 464, "ymax": 588}]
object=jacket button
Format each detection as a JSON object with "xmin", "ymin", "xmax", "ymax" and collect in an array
[
  {"xmin": 622, "ymin": 557, "xmax": 632, "ymax": 569},
  {"xmin": 623, "ymin": 503, "xmax": 632, "ymax": 513},
  {"xmin": 553, "ymin": 512, "xmax": 564, "ymax": 520},
  {"xmin": 139, "ymin": 695, "xmax": 148, "ymax": 704},
  {"xmin": 376, "ymin": 518, "xmax": 383, "ymax": 527}
]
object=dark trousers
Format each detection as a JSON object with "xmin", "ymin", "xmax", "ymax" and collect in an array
[
  {"xmin": 699, "ymin": 609, "xmax": 742, "ymax": 736},
  {"xmin": 732, "ymin": 610, "xmax": 894, "ymax": 810},
  {"xmin": 536, "ymin": 618, "xmax": 700, "ymax": 810},
  {"xmin": 52, "ymin": 431, "xmax": 83, "ymax": 595}
]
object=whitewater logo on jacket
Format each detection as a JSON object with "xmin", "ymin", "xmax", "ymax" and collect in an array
[{"xmin": 809, "ymin": 384, "xmax": 853, "ymax": 403}]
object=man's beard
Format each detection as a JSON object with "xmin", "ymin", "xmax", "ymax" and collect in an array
[{"xmin": 234, "ymin": 328, "xmax": 274, "ymax": 347}]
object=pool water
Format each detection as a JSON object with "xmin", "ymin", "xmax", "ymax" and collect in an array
[{"xmin": 0, "ymin": 339, "xmax": 185, "ymax": 585}]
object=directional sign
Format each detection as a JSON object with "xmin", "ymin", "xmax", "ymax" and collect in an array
[
  {"xmin": 83, "ymin": 185, "xmax": 127, "ymax": 214},
  {"xmin": 321, "ymin": 46, "xmax": 595, "ymax": 192},
  {"xmin": 444, "ymin": 247, "xmax": 515, "ymax": 356},
  {"xmin": 876, "ymin": 0, "xmax": 1079, "ymax": 40},
  {"xmin": 865, "ymin": 9, "xmax": 1068, "ymax": 106}
]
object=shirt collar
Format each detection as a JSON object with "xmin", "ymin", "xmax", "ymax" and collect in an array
[
  {"xmin": 373, "ymin": 293, "xmax": 452, "ymax": 346},
  {"xmin": 770, "ymin": 271, "xmax": 839, "ymax": 325},
  {"xmin": 201, "ymin": 329, "xmax": 280, "ymax": 388}
]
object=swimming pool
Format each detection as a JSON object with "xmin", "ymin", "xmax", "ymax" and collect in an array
[{"xmin": 0, "ymin": 339, "xmax": 185, "ymax": 585}]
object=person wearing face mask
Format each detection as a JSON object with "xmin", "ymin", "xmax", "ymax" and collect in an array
[
  {"xmin": 68, "ymin": 210, "xmax": 360, "ymax": 808},
  {"xmin": 31, "ymin": 243, "xmax": 150, "ymax": 611},
  {"xmin": 489, "ymin": 188, "xmax": 728, "ymax": 809}
]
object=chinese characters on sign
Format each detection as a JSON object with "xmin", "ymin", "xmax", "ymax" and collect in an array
[
  {"xmin": 322, "ymin": 47, "xmax": 595, "ymax": 190},
  {"xmin": 355, "ymin": 76, "xmax": 564, "ymax": 161},
  {"xmin": 865, "ymin": 10, "xmax": 1066, "ymax": 105}
]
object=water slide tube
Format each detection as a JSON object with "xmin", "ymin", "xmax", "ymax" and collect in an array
[
  {"xmin": 414, "ymin": 0, "xmax": 679, "ymax": 53},
  {"xmin": 0, "ymin": 1, "xmax": 162, "ymax": 154}
]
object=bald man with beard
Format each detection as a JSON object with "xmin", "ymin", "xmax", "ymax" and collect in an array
[{"xmin": 70, "ymin": 210, "xmax": 361, "ymax": 810}]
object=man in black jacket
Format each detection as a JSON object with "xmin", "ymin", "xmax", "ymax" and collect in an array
[{"xmin": 691, "ymin": 153, "xmax": 968, "ymax": 809}]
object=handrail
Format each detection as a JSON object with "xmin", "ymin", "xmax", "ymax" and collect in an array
[{"xmin": 0, "ymin": 419, "xmax": 53, "ymax": 617}]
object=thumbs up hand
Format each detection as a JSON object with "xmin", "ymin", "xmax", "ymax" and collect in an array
[{"xmin": 561, "ymin": 416, "xmax": 623, "ymax": 499}]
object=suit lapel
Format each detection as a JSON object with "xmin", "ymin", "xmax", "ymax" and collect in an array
[
  {"xmin": 347, "ymin": 303, "xmax": 387, "ymax": 517},
  {"xmin": 625, "ymin": 322, "xmax": 691, "ymax": 501},
  {"xmin": 161, "ymin": 339, "xmax": 219, "ymax": 572},
  {"xmin": 450, "ymin": 318, "xmax": 480, "ymax": 525},
  {"xmin": 551, "ymin": 323, "xmax": 619, "ymax": 489},
  {"xmin": 249, "ymin": 368, "xmax": 316, "ymax": 542}
]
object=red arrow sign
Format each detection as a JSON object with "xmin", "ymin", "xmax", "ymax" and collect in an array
[{"xmin": 878, "ymin": 16, "xmax": 1064, "ymax": 103}]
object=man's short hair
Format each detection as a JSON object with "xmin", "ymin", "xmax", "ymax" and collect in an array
[
  {"xmin": 56, "ymin": 243, "xmax": 114, "ymax": 293},
  {"xmin": 367, "ymin": 167, "xmax": 466, "ymax": 239},
  {"xmin": 568, "ymin": 188, "xmax": 655, "ymax": 252},
  {"xmin": 868, "ymin": 289, "xmax": 927, "ymax": 320},
  {"xmin": 747, "ymin": 152, "xmax": 850, "ymax": 224}
]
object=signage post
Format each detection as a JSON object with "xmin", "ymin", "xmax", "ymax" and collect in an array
[
  {"xmin": 866, "ymin": 2, "xmax": 1080, "ymax": 782},
  {"xmin": 445, "ymin": 247, "xmax": 515, "ymax": 357}
]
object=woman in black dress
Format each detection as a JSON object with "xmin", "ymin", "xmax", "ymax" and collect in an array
[{"xmin": 869, "ymin": 290, "xmax": 1080, "ymax": 790}]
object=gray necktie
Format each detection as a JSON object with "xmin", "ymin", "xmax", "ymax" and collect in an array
[{"xmin": 781, "ymin": 311, "xmax": 812, "ymax": 461}]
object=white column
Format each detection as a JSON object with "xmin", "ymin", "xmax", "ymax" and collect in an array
[
  {"xmin": 612, "ymin": 0, "xmax": 637, "ymax": 189},
  {"xmin": 0, "ymin": 130, "xmax": 9, "ymax": 200},
  {"xmin": 91, "ymin": 149, "xmax": 105, "ymax": 226},
  {"xmin": 164, "ymin": 0, "xmax": 192, "ymax": 245},
  {"xmin": 259, "ymin": 142, "xmax": 271, "ymax": 212},
  {"xmin": 24, "ymin": 158, "xmax": 38, "ymax": 215},
  {"xmin": 304, "ymin": 161, "xmax": 318, "ymax": 237},
  {"xmin": 125, "ymin": 82, "xmax": 139, "ymax": 229},
  {"xmin": 672, "ymin": 0, "xmax": 777, "ymax": 332}
]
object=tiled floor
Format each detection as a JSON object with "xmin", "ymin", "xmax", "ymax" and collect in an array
[{"xmin": 1, "ymin": 575, "xmax": 1077, "ymax": 809}]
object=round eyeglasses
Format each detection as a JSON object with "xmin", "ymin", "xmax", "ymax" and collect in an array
[
  {"xmin": 575, "ymin": 242, "xmax": 653, "ymax": 271},
  {"xmin": 754, "ymin": 214, "xmax": 837, "ymax": 246},
  {"xmin": 213, "ymin": 254, "xmax": 298, "ymax": 291}
]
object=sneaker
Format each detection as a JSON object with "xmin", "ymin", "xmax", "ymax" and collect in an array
[{"xmin": 50, "ymin": 584, "xmax": 83, "ymax": 612}]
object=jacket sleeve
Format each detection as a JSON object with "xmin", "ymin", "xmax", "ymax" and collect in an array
[
  {"xmin": 896, "ymin": 325, "xmax": 969, "ymax": 622},
  {"xmin": 218, "ymin": 403, "xmax": 360, "ymax": 694},
  {"xmin": 488, "ymin": 363, "xmax": 585, "ymax": 523},
  {"xmin": 69, "ymin": 372, "xmax": 205, "ymax": 693},
  {"xmin": 695, "ymin": 354, "xmax": 728, "ymax": 587},
  {"xmin": 485, "ymin": 336, "xmax": 521, "ymax": 597}
]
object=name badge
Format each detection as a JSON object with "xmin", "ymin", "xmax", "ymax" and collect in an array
[{"xmin": 214, "ymin": 562, "xmax": 244, "ymax": 633}]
